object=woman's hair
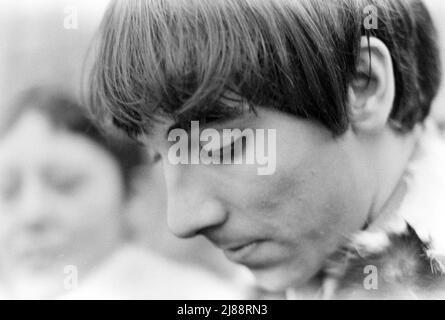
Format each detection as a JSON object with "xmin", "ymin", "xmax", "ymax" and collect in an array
[
  {"xmin": 87, "ymin": 0, "xmax": 441, "ymax": 137},
  {"xmin": 1, "ymin": 87, "xmax": 145, "ymax": 194}
]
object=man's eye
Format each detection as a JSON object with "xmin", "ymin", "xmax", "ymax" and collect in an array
[
  {"xmin": 219, "ymin": 140, "xmax": 237, "ymax": 160},
  {"xmin": 220, "ymin": 130, "xmax": 243, "ymax": 149},
  {"xmin": 200, "ymin": 132, "xmax": 244, "ymax": 162}
]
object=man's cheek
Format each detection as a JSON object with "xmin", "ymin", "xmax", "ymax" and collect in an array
[{"xmin": 256, "ymin": 166, "xmax": 305, "ymax": 204}]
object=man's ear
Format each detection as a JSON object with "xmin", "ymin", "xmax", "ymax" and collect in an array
[{"xmin": 348, "ymin": 36, "xmax": 395, "ymax": 134}]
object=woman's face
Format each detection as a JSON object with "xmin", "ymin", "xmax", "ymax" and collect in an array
[{"xmin": 0, "ymin": 111, "xmax": 125, "ymax": 295}]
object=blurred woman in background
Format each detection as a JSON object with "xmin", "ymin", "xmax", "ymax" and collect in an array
[{"xmin": 0, "ymin": 87, "xmax": 243, "ymax": 299}]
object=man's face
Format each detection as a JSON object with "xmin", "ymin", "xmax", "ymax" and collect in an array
[{"xmin": 145, "ymin": 106, "xmax": 371, "ymax": 291}]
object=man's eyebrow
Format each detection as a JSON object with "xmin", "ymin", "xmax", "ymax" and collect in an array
[{"xmin": 166, "ymin": 103, "xmax": 251, "ymax": 137}]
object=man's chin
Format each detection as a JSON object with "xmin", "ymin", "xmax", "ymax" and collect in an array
[{"xmin": 250, "ymin": 266, "xmax": 311, "ymax": 292}]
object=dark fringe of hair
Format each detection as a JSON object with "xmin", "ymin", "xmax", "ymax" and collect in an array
[{"xmin": 86, "ymin": 0, "xmax": 441, "ymax": 138}]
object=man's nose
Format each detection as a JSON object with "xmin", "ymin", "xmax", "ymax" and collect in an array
[{"xmin": 163, "ymin": 162, "xmax": 228, "ymax": 238}]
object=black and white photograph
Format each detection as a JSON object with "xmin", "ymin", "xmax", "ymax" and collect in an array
[{"xmin": 1, "ymin": 0, "xmax": 445, "ymax": 305}]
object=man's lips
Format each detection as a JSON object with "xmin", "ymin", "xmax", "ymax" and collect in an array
[{"xmin": 220, "ymin": 240, "xmax": 267, "ymax": 263}]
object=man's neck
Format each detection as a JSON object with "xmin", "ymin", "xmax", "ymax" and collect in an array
[{"xmin": 368, "ymin": 125, "xmax": 422, "ymax": 223}]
